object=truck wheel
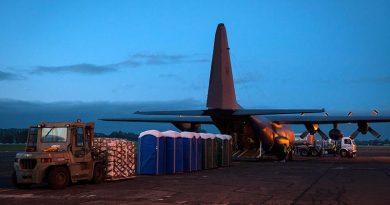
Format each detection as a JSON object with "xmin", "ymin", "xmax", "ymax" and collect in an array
[
  {"xmin": 340, "ymin": 150, "xmax": 347, "ymax": 158},
  {"xmin": 48, "ymin": 167, "xmax": 69, "ymax": 189},
  {"xmin": 12, "ymin": 171, "xmax": 31, "ymax": 189},
  {"xmin": 92, "ymin": 163, "xmax": 105, "ymax": 184},
  {"xmin": 311, "ymin": 149, "xmax": 319, "ymax": 156},
  {"xmin": 300, "ymin": 149, "xmax": 309, "ymax": 157}
]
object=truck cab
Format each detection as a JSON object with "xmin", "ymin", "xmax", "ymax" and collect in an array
[
  {"xmin": 13, "ymin": 121, "xmax": 104, "ymax": 189},
  {"xmin": 339, "ymin": 137, "xmax": 357, "ymax": 158}
]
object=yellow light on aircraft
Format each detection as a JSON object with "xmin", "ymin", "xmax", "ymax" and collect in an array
[
  {"xmin": 272, "ymin": 122, "xmax": 282, "ymax": 128},
  {"xmin": 275, "ymin": 137, "xmax": 290, "ymax": 146}
]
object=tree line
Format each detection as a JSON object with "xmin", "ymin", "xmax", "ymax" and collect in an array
[
  {"xmin": 1, "ymin": 128, "xmax": 389, "ymax": 146},
  {"xmin": 0, "ymin": 129, "xmax": 139, "ymax": 144}
]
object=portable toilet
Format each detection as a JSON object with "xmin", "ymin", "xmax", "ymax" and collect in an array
[
  {"xmin": 194, "ymin": 132, "xmax": 202, "ymax": 171},
  {"xmin": 215, "ymin": 134, "xmax": 224, "ymax": 167},
  {"xmin": 199, "ymin": 133, "xmax": 209, "ymax": 169},
  {"xmin": 208, "ymin": 133, "xmax": 217, "ymax": 169},
  {"xmin": 201, "ymin": 133, "xmax": 217, "ymax": 169},
  {"xmin": 162, "ymin": 130, "xmax": 183, "ymax": 174},
  {"xmin": 180, "ymin": 132, "xmax": 197, "ymax": 172},
  {"xmin": 223, "ymin": 134, "xmax": 233, "ymax": 166},
  {"xmin": 138, "ymin": 130, "xmax": 166, "ymax": 175}
]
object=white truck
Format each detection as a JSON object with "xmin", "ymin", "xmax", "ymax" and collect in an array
[
  {"xmin": 337, "ymin": 137, "xmax": 357, "ymax": 158},
  {"xmin": 295, "ymin": 137, "xmax": 357, "ymax": 158}
]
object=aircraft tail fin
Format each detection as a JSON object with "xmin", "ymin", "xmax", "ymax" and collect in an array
[{"xmin": 207, "ymin": 23, "xmax": 239, "ymax": 110}]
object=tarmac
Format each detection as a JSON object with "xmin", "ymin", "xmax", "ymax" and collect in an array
[{"xmin": 0, "ymin": 146, "xmax": 390, "ymax": 205}]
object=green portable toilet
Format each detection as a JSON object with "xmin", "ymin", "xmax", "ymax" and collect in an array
[
  {"xmin": 199, "ymin": 133, "xmax": 209, "ymax": 169},
  {"xmin": 208, "ymin": 133, "xmax": 217, "ymax": 169},
  {"xmin": 215, "ymin": 134, "xmax": 224, "ymax": 167},
  {"xmin": 222, "ymin": 134, "xmax": 233, "ymax": 166}
]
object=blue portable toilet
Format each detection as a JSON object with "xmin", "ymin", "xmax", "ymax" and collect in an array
[
  {"xmin": 180, "ymin": 132, "xmax": 197, "ymax": 172},
  {"xmin": 138, "ymin": 130, "xmax": 166, "ymax": 175},
  {"xmin": 162, "ymin": 130, "xmax": 184, "ymax": 174},
  {"xmin": 194, "ymin": 133, "xmax": 202, "ymax": 171}
]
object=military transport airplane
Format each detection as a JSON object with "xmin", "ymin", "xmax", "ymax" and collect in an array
[{"xmin": 102, "ymin": 23, "xmax": 390, "ymax": 160}]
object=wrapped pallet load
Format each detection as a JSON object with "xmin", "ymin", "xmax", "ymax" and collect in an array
[
  {"xmin": 180, "ymin": 132, "xmax": 197, "ymax": 172},
  {"xmin": 194, "ymin": 132, "xmax": 202, "ymax": 171},
  {"xmin": 162, "ymin": 130, "xmax": 183, "ymax": 174},
  {"xmin": 138, "ymin": 130, "xmax": 166, "ymax": 175},
  {"xmin": 92, "ymin": 138, "xmax": 136, "ymax": 180}
]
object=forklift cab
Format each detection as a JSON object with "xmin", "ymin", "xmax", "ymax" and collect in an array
[{"xmin": 69, "ymin": 123, "xmax": 95, "ymax": 179}]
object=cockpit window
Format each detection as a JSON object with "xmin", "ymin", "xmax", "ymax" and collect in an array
[
  {"xmin": 41, "ymin": 127, "xmax": 68, "ymax": 143},
  {"xmin": 344, "ymin": 138, "xmax": 351, "ymax": 144}
]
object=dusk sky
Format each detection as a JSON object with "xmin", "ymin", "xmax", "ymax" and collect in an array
[{"xmin": 0, "ymin": 1, "xmax": 389, "ymax": 134}]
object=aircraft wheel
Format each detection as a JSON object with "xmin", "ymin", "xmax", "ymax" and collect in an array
[
  {"xmin": 340, "ymin": 150, "xmax": 348, "ymax": 158},
  {"xmin": 48, "ymin": 167, "xmax": 69, "ymax": 189}
]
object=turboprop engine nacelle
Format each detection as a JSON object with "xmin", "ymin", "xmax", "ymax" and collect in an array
[
  {"xmin": 329, "ymin": 128, "xmax": 344, "ymax": 140},
  {"xmin": 173, "ymin": 122, "xmax": 201, "ymax": 132}
]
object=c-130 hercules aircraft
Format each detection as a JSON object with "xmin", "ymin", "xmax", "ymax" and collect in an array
[{"xmin": 102, "ymin": 23, "xmax": 390, "ymax": 160}]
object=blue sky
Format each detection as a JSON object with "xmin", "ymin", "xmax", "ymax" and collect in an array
[{"xmin": 0, "ymin": 1, "xmax": 389, "ymax": 134}]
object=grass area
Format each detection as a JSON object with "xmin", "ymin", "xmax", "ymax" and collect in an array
[{"xmin": 0, "ymin": 144, "xmax": 25, "ymax": 151}]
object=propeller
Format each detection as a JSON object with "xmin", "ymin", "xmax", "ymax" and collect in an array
[
  {"xmin": 299, "ymin": 130, "xmax": 309, "ymax": 139},
  {"xmin": 368, "ymin": 127, "xmax": 381, "ymax": 138},
  {"xmin": 350, "ymin": 130, "xmax": 360, "ymax": 139},
  {"xmin": 300, "ymin": 124, "xmax": 329, "ymax": 140},
  {"xmin": 317, "ymin": 129, "xmax": 329, "ymax": 140},
  {"xmin": 349, "ymin": 122, "xmax": 381, "ymax": 139}
]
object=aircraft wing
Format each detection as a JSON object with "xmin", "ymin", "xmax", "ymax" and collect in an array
[
  {"xmin": 232, "ymin": 109, "xmax": 325, "ymax": 116},
  {"xmin": 266, "ymin": 115, "xmax": 390, "ymax": 124},
  {"xmin": 100, "ymin": 115, "xmax": 214, "ymax": 124},
  {"xmin": 134, "ymin": 110, "xmax": 206, "ymax": 115},
  {"xmin": 135, "ymin": 108, "xmax": 325, "ymax": 116}
]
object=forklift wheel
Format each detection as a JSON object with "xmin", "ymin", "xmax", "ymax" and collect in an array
[
  {"xmin": 92, "ymin": 163, "xmax": 105, "ymax": 184},
  {"xmin": 48, "ymin": 167, "xmax": 69, "ymax": 189}
]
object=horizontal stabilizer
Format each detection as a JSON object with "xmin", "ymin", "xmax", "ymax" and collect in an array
[
  {"xmin": 267, "ymin": 115, "xmax": 390, "ymax": 124},
  {"xmin": 134, "ymin": 110, "xmax": 206, "ymax": 116}
]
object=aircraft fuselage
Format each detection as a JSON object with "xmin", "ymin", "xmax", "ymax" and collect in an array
[{"xmin": 209, "ymin": 108, "xmax": 295, "ymax": 160}]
